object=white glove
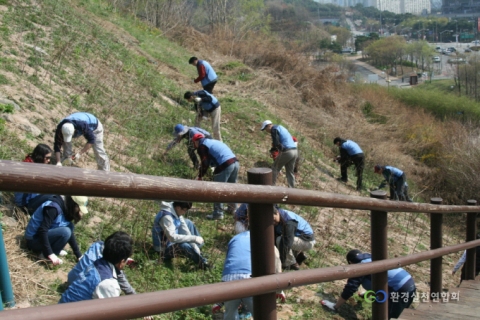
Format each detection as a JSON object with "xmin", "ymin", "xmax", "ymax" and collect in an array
[
  {"xmin": 73, "ymin": 153, "xmax": 81, "ymax": 161},
  {"xmin": 194, "ymin": 97, "xmax": 202, "ymax": 103},
  {"xmin": 194, "ymin": 236, "xmax": 204, "ymax": 246},
  {"xmin": 56, "ymin": 162, "xmax": 62, "ymax": 167},
  {"xmin": 48, "ymin": 253, "xmax": 63, "ymax": 266},
  {"xmin": 321, "ymin": 300, "xmax": 337, "ymax": 312}
]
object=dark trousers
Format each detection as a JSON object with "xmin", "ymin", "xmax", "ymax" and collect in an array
[
  {"xmin": 389, "ymin": 173, "xmax": 406, "ymax": 201},
  {"xmin": 203, "ymin": 81, "xmax": 217, "ymax": 94},
  {"xmin": 340, "ymin": 153, "xmax": 364, "ymax": 190},
  {"xmin": 388, "ymin": 286, "xmax": 416, "ymax": 319}
]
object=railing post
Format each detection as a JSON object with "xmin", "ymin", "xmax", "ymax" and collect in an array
[
  {"xmin": 0, "ymin": 223, "xmax": 15, "ymax": 308},
  {"xmin": 430, "ymin": 197, "xmax": 443, "ymax": 300},
  {"xmin": 247, "ymin": 168, "xmax": 276, "ymax": 320},
  {"xmin": 370, "ymin": 190, "xmax": 388, "ymax": 320},
  {"xmin": 465, "ymin": 200, "xmax": 477, "ymax": 280}
]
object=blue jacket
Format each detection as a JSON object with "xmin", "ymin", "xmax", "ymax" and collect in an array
[
  {"xmin": 271, "ymin": 125, "xmax": 296, "ymax": 151},
  {"xmin": 54, "ymin": 112, "xmax": 99, "ymax": 152},
  {"xmin": 194, "ymin": 90, "xmax": 220, "ymax": 112},
  {"xmin": 222, "ymin": 231, "xmax": 251, "ymax": 276},
  {"xmin": 340, "ymin": 140, "xmax": 363, "ymax": 156},
  {"xmin": 197, "ymin": 60, "xmax": 218, "ymax": 87},
  {"xmin": 25, "ymin": 201, "xmax": 72, "ymax": 240},
  {"xmin": 382, "ymin": 166, "xmax": 404, "ymax": 183},
  {"xmin": 59, "ymin": 258, "xmax": 117, "ymax": 303},
  {"xmin": 68, "ymin": 242, "xmax": 104, "ymax": 285},
  {"xmin": 275, "ymin": 209, "xmax": 313, "ymax": 237},
  {"xmin": 341, "ymin": 254, "xmax": 415, "ymax": 300},
  {"xmin": 152, "ymin": 210, "xmax": 181, "ymax": 249}
]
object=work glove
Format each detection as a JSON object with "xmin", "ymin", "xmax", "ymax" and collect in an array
[
  {"xmin": 56, "ymin": 162, "xmax": 62, "ymax": 167},
  {"xmin": 194, "ymin": 97, "xmax": 202, "ymax": 103},
  {"xmin": 321, "ymin": 300, "xmax": 337, "ymax": 312},
  {"xmin": 48, "ymin": 253, "xmax": 63, "ymax": 266},
  {"xmin": 276, "ymin": 291, "xmax": 286, "ymax": 303},
  {"xmin": 194, "ymin": 236, "xmax": 205, "ymax": 246},
  {"xmin": 73, "ymin": 153, "xmax": 81, "ymax": 161}
]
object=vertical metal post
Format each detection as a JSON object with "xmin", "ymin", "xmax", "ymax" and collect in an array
[
  {"xmin": 247, "ymin": 168, "xmax": 276, "ymax": 320},
  {"xmin": 465, "ymin": 200, "xmax": 477, "ymax": 280},
  {"xmin": 430, "ymin": 197, "xmax": 443, "ymax": 299},
  {"xmin": 370, "ymin": 190, "xmax": 388, "ymax": 320},
  {"xmin": 0, "ymin": 223, "xmax": 15, "ymax": 308}
]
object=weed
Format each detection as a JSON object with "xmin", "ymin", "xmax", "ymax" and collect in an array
[
  {"xmin": 0, "ymin": 103, "xmax": 14, "ymax": 113},
  {"xmin": 0, "ymin": 74, "xmax": 8, "ymax": 85}
]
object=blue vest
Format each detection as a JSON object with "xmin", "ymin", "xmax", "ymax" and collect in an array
[
  {"xmin": 152, "ymin": 211, "xmax": 181, "ymax": 248},
  {"xmin": 68, "ymin": 241, "xmax": 104, "ymax": 284},
  {"xmin": 200, "ymin": 138, "xmax": 236, "ymax": 167},
  {"xmin": 383, "ymin": 166, "xmax": 404, "ymax": 182},
  {"xmin": 195, "ymin": 90, "xmax": 220, "ymax": 112},
  {"xmin": 222, "ymin": 231, "xmax": 252, "ymax": 276},
  {"xmin": 360, "ymin": 257, "xmax": 413, "ymax": 292},
  {"xmin": 277, "ymin": 209, "xmax": 313, "ymax": 236},
  {"xmin": 14, "ymin": 192, "xmax": 39, "ymax": 207},
  {"xmin": 25, "ymin": 201, "xmax": 72, "ymax": 240},
  {"xmin": 189, "ymin": 127, "xmax": 211, "ymax": 139},
  {"xmin": 59, "ymin": 258, "xmax": 115, "ymax": 303},
  {"xmin": 341, "ymin": 140, "xmax": 363, "ymax": 156},
  {"xmin": 198, "ymin": 60, "xmax": 218, "ymax": 87},
  {"xmin": 272, "ymin": 125, "xmax": 296, "ymax": 151},
  {"xmin": 64, "ymin": 112, "xmax": 98, "ymax": 138}
]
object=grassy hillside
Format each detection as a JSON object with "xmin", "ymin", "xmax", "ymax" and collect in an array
[{"xmin": 0, "ymin": 1, "xmax": 471, "ymax": 319}]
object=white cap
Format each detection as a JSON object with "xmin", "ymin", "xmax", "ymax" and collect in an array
[
  {"xmin": 62, "ymin": 123, "xmax": 75, "ymax": 142},
  {"xmin": 72, "ymin": 196, "xmax": 88, "ymax": 214},
  {"xmin": 260, "ymin": 120, "xmax": 272, "ymax": 131}
]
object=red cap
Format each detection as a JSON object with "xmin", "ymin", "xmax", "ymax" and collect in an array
[
  {"xmin": 192, "ymin": 133, "xmax": 205, "ymax": 142},
  {"xmin": 292, "ymin": 136, "xmax": 298, "ymax": 142},
  {"xmin": 374, "ymin": 165, "xmax": 382, "ymax": 173}
]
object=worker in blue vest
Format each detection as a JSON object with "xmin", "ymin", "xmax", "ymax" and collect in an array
[
  {"xmin": 274, "ymin": 206, "xmax": 315, "ymax": 270},
  {"xmin": 164, "ymin": 124, "xmax": 212, "ymax": 168},
  {"xmin": 321, "ymin": 249, "xmax": 416, "ymax": 319},
  {"xmin": 184, "ymin": 90, "xmax": 222, "ymax": 141},
  {"xmin": 59, "ymin": 232, "xmax": 133, "ymax": 303},
  {"xmin": 54, "ymin": 112, "xmax": 110, "ymax": 171},
  {"xmin": 192, "ymin": 133, "xmax": 239, "ymax": 220},
  {"xmin": 67, "ymin": 231, "xmax": 137, "ymax": 296},
  {"xmin": 152, "ymin": 201, "xmax": 210, "ymax": 269},
  {"xmin": 261, "ymin": 120, "xmax": 298, "ymax": 188},
  {"xmin": 25, "ymin": 195, "xmax": 88, "ymax": 265},
  {"xmin": 189, "ymin": 57, "xmax": 218, "ymax": 93},
  {"xmin": 374, "ymin": 165, "xmax": 412, "ymax": 202},
  {"xmin": 334, "ymin": 137, "xmax": 364, "ymax": 191}
]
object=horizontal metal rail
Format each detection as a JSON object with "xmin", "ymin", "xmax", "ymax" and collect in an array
[
  {"xmin": 1, "ymin": 161, "xmax": 479, "ymax": 213},
  {"xmin": 2, "ymin": 239, "xmax": 480, "ymax": 320}
]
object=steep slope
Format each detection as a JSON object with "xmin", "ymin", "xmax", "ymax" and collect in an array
[{"xmin": 0, "ymin": 1, "xmax": 466, "ymax": 319}]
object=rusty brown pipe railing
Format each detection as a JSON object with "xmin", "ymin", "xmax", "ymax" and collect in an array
[
  {"xmin": 1, "ymin": 161, "xmax": 479, "ymax": 214},
  {"xmin": 2, "ymin": 239, "xmax": 480, "ymax": 320}
]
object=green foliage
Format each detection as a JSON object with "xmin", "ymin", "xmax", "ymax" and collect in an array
[
  {"xmin": 362, "ymin": 101, "xmax": 387, "ymax": 124},
  {"xmin": 0, "ymin": 103, "xmax": 13, "ymax": 113},
  {"xmin": 388, "ymin": 86, "xmax": 480, "ymax": 124},
  {"xmin": 0, "ymin": 74, "xmax": 8, "ymax": 85}
]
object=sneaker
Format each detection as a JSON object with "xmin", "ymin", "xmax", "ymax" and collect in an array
[
  {"xmin": 206, "ymin": 214, "xmax": 224, "ymax": 220},
  {"xmin": 295, "ymin": 252, "xmax": 308, "ymax": 265},
  {"xmin": 212, "ymin": 302, "xmax": 223, "ymax": 314},
  {"xmin": 336, "ymin": 177, "xmax": 347, "ymax": 183},
  {"xmin": 286, "ymin": 263, "xmax": 300, "ymax": 271},
  {"xmin": 59, "ymin": 250, "xmax": 68, "ymax": 257},
  {"xmin": 199, "ymin": 261, "xmax": 213, "ymax": 270}
]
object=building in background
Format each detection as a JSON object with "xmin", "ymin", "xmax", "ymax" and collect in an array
[
  {"xmin": 323, "ymin": 0, "xmax": 431, "ymax": 14},
  {"xmin": 442, "ymin": 0, "xmax": 480, "ymax": 14},
  {"xmin": 400, "ymin": 0, "xmax": 431, "ymax": 14}
]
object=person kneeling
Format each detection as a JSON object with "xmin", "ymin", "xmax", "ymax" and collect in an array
[{"xmin": 59, "ymin": 232, "xmax": 133, "ymax": 302}]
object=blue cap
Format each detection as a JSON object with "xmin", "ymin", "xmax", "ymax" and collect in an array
[{"xmin": 174, "ymin": 124, "xmax": 189, "ymax": 136}]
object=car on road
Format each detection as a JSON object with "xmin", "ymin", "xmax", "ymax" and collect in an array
[
  {"xmin": 433, "ymin": 56, "xmax": 441, "ymax": 63},
  {"xmin": 447, "ymin": 57, "xmax": 466, "ymax": 64},
  {"xmin": 448, "ymin": 47, "xmax": 456, "ymax": 52},
  {"xmin": 472, "ymin": 40, "xmax": 480, "ymax": 45},
  {"xmin": 435, "ymin": 46, "xmax": 441, "ymax": 52},
  {"xmin": 465, "ymin": 48, "xmax": 472, "ymax": 53}
]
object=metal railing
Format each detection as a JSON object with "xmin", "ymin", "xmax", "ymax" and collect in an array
[{"xmin": 0, "ymin": 161, "xmax": 479, "ymax": 320}]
